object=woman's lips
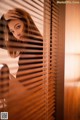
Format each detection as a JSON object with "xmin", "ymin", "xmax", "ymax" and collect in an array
[
  {"xmin": 18, "ymin": 35, "xmax": 23, "ymax": 39},
  {"xmin": 18, "ymin": 36, "xmax": 26, "ymax": 41}
]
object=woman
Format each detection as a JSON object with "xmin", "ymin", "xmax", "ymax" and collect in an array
[{"xmin": 1, "ymin": 8, "xmax": 43, "ymax": 81}]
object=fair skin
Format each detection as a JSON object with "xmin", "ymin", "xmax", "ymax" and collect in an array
[{"xmin": 8, "ymin": 19, "xmax": 25, "ymax": 41}]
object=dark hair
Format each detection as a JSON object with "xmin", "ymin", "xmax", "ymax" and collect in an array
[
  {"xmin": 0, "ymin": 16, "xmax": 7, "ymax": 49},
  {"xmin": 1, "ymin": 8, "xmax": 42, "ymax": 58}
]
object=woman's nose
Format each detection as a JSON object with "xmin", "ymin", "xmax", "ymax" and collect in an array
[{"xmin": 15, "ymin": 32, "xmax": 21, "ymax": 39}]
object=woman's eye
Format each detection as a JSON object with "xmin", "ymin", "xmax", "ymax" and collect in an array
[{"xmin": 16, "ymin": 25, "xmax": 21, "ymax": 29}]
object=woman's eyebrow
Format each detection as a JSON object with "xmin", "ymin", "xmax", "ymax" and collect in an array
[{"xmin": 14, "ymin": 23, "xmax": 19, "ymax": 28}]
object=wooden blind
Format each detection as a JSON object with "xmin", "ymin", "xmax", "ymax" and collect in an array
[
  {"xmin": 0, "ymin": 0, "xmax": 65, "ymax": 120},
  {"xmin": 44, "ymin": 0, "xmax": 59, "ymax": 119},
  {"xmin": 44, "ymin": 0, "xmax": 65, "ymax": 120},
  {"xmin": 55, "ymin": 2, "xmax": 65, "ymax": 120},
  {"xmin": 0, "ymin": 0, "xmax": 45, "ymax": 120}
]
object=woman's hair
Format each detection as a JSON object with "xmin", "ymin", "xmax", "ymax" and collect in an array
[
  {"xmin": 0, "ymin": 16, "xmax": 6, "ymax": 49},
  {"xmin": 1, "ymin": 8, "xmax": 42, "ymax": 58}
]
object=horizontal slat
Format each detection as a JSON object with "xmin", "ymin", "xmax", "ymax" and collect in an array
[
  {"xmin": 8, "ymin": 90, "xmax": 45, "ymax": 105},
  {"xmin": 20, "ymin": 75, "xmax": 44, "ymax": 83},
  {"xmin": 23, "ymin": 0, "xmax": 44, "ymax": 12},
  {"xmin": 6, "ymin": 48, "xmax": 43, "ymax": 52},
  {"xmin": 48, "ymin": 94, "xmax": 55, "ymax": 100},
  {"xmin": 19, "ymin": 107, "xmax": 45, "ymax": 120},
  {"xmin": 8, "ymin": 95, "xmax": 45, "ymax": 111},
  {"xmin": 1, "ymin": 0, "xmax": 43, "ymax": 18},
  {"xmin": 18, "ymin": 59, "xmax": 43, "ymax": 64},
  {"xmin": 15, "ymin": 0, "xmax": 43, "ymax": 17},
  {"xmin": 6, "ymin": 43, "xmax": 43, "ymax": 49},
  {"xmin": 8, "ymin": 83, "xmax": 44, "ymax": 100},
  {"xmin": 23, "ymin": 78, "xmax": 44, "ymax": 88},
  {"xmin": 11, "ymin": 63, "xmax": 43, "ymax": 71},
  {"xmin": 16, "ymin": 67, "xmax": 43, "ymax": 77},
  {"xmin": 24, "ymin": 107, "xmax": 45, "ymax": 119},
  {"xmin": 9, "ymin": 104, "xmax": 45, "ymax": 120},
  {"xmin": 30, "ymin": 109, "xmax": 45, "ymax": 120},
  {"xmin": 32, "ymin": 0, "xmax": 44, "ymax": 8},
  {"xmin": 16, "ymin": 71, "xmax": 45, "ymax": 80}
]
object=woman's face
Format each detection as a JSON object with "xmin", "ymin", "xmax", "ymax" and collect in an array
[{"xmin": 8, "ymin": 19, "xmax": 25, "ymax": 40}]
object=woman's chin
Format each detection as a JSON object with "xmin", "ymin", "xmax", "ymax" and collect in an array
[{"xmin": 18, "ymin": 36, "xmax": 27, "ymax": 41}]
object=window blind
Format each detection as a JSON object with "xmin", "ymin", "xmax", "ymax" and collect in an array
[
  {"xmin": 44, "ymin": 0, "xmax": 58, "ymax": 119},
  {"xmin": 0, "ymin": 0, "xmax": 64, "ymax": 120},
  {"xmin": 54, "ymin": 1, "xmax": 65, "ymax": 120},
  {"xmin": 0, "ymin": 0, "xmax": 45, "ymax": 120},
  {"xmin": 44, "ymin": 0, "xmax": 65, "ymax": 120}
]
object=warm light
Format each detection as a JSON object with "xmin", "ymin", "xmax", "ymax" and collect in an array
[
  {"xmin": 0, "ymin": 48, "xmax": 19, "ymax": 77},
  {"xmin": 65, "ymin": 4, "xmax": 80, "ymax": 54},
  {"xmin": 0, "ymin": 64, "xmax": 3, "ymax": 68},
  {"xmin": 65, "ymin": 4, "xmax": 80, "ymax": 82},
  {"xmin": 65, "ymin": 54, "xmax": 80, "ymax": 81}
]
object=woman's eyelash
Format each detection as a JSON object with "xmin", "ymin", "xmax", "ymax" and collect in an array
[{"xmin": 16, "ymin": 25, "xmax": 21, "ymax": 29}]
